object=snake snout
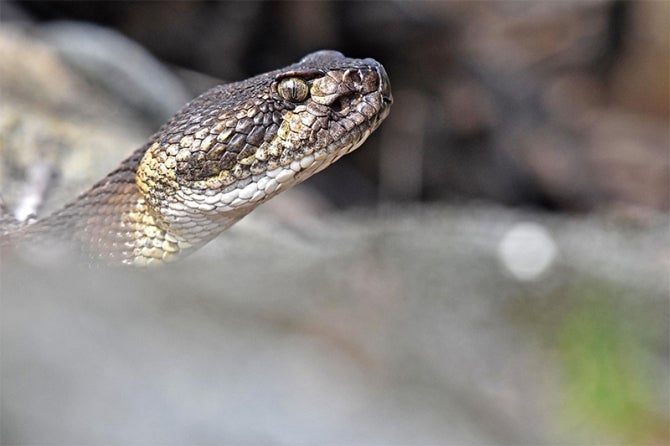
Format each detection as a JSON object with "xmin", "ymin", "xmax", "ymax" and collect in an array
[{"xmin": 377, "ymin": 64, "xmax": 393, "ymax": 105}]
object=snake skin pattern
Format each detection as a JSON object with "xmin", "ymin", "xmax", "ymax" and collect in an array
[{"xmin": 1, "ymin": 51, "xmax": 392, "ymax": 266}]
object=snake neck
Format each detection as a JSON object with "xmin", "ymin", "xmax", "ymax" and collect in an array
[
  {"xmin": 9, "ymin": 148, "xmax": 220, "ymax": 266},
  {"xmin": 6, "ymin": 145, "xmax": 251, "ymax": 267}
]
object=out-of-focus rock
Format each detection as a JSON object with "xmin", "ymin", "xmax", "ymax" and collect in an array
[
  {"xmin": 2, "ymin": 205, "xmax": 668, "ymax": 445},
  {"xmin": 0, "ymin": 25, "xmax": 150, "ymax": 215}
]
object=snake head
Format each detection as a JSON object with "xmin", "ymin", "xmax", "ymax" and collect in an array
[{"xmin": 136, "ymin": 51, "xmax": 392, "ymax": 249}]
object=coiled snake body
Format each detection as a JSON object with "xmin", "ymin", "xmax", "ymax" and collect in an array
[{"xmin": 1, "ymin": 51, "xmax": 392, "ymax": 266}]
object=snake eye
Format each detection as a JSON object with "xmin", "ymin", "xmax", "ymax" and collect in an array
[{"xmin": 277, "ymin": 77, "xmax": 309, "ymax": 102}]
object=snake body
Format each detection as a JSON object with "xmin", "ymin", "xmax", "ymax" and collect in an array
[{"xmin": 1, "ymin": 51, "xmax": 392, "ymax": 265}]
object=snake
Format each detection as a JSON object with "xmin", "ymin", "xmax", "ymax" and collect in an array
[{"xmin": 0, "ymin": 50, "xmax": 392, "ymax": 266}]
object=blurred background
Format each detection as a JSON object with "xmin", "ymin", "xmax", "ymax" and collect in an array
[{"xmin": 1, "ymin": 1, "xmax": 668, "ymax": 444}]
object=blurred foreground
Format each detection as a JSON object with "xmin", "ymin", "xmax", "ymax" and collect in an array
[{"xmin": 2, "ymin": 205, "xmax": 668, "ymax": 444}]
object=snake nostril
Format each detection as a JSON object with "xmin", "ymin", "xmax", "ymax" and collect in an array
[{"xmin": 330, "ymin": 96, "xmax": 350, "ymax": 114}]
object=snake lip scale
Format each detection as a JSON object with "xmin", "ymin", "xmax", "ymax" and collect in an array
[{"xmin": 1, "ymin": 50, "xmax": 393, "ymax": 266}]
